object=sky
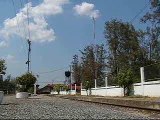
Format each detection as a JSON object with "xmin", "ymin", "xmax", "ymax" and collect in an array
[{"xmin": 0, "ymin": 0, "xmax": 150, "ymax": 87}]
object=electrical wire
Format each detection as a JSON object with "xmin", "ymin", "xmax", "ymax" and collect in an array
[
  {"xmin": 130, "ymin": 1, "xmax": 150, "ymax": 23},
  {"xmin": 37, "ymin": 67, "xmax": 69, "ymax": 74}
]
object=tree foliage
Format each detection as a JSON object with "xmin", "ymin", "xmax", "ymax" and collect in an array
[
  {"xmin": 117, "ymin": 69, "xmax": 135, "ymax": 96},
  {"xmin": 69, "ymin": 1, "xmax": 160, "ymax": 97},
  {"xmin": 71, "ymin": 44, "xmax": 106, "ymax": 95},
  {"xmin": 72, "ymin": 54, "xmax": 82, "ymax": 85},
  {"xmin": 53, "ymin": 84, "xmax": 69, "ymax": 94},
  {"xmin": 16, "ymin": 73, "xmax": 37, "ymax": 92},
  {"xmin": 140, "ymin": 0, "xmax": 160, "ymax": 81},
  {"xmin": 141, "ymin": 0, "xmax": 160, "ymax": 62},
  {"xmin": 80, "ymin": 45, "xmax": 95, "ymax": 90},
  {"xmin": 0, "ymin": 75, "xmax": 16, "ymax": 94},
  {"xmin": 83, "ymin": 80, "xmax": 92, "ymax": 96},
  {"xmin": 0, "ymin": 59, "xmax": 6, "ymax": 75},
  {"xmin": 95, "ymin": 44, "xmax": 107, "ymax": 86},
  {"xmin": 80, "ymin": 44, "xmax": 106, "ymax": 88},
  {"xmin": 104, "ymin": 19, "xmax": 147, "ymax": 85}
]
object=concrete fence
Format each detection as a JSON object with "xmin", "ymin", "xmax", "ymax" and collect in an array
[
  {"xmin": 51, "ymin": 67, "xmax": 160, "ymax": 97},
  {"xmin": 51, "ymin": 90, "xmax": 76, "ymax": 95},
  {"xmin": 81, "ymin": 67, "xmax": 160, "ymax": 97},
  {"xmin": 81, "ymin": 86, "xmax": 124, "ymax": 96},
  {"xmin": 51, "ymin": 84, "xmax": 77, "ymax": 95}
]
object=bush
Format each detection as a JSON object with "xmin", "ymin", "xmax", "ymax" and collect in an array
[
  {"xmin": 16, "ymin": 85, "xmax": 26, "ymax": 92},
  {"xmin": 117, "ymin": 68, "xmax": 135, "ymax": 96},
  {"xmin": 28, "ymin": 87, "xmax": 34, "ymax": 94},
  {"xmin": 16, "ymin": 73, "xmax": 36, "ymax": 92}
]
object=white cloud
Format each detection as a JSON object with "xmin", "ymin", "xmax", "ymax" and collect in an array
[
  {"xmin": 2, "ymin": 54, "xmax": 19, "ymax": 65},
  {"xmin": 0, "ymin": 41, "xmax": 8, "ymax": 48},
  {"xmin": 6, "ymin": 54, "xmax": 15, "ymax": 61},
  {"xmin": 0, "ymin": 0, "xmax": 69, "ymax": 43},
  {"xmin": 73, "ymin": 2, "xmax": 100, "ymax": 19}
]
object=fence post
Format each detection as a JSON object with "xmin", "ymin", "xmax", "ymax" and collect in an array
[
  {"xmin": 34, "ymin": 84, "xmax": 36, "ymax": 95},
  {"xmin": 105, "ymin": 76, "xmax": 108, "ymax": 87},
  {"xmin": 140, "ymin": 67, "xmax": 145, "ymax": 96},
  {"xmin": 105, "ymin": 76, "xmax": 108, "ymax": 96},
  {"xmin": 95, "ymin": 79, "xmax": 97, "ymax": 95},
  {"xmin": 80, "ymin": 83, "xmax": 82, "ymax": 95},
  {"xmin": 75, "ymin": 84, "xmax": 76, "ymax": 94},
  {"xmin": 95, "ymin": 79, "xmax": 97, "ymax": 88}
]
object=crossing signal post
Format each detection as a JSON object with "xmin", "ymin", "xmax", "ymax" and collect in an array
[{"xmin": 65, "ymin": 70, "xmax": 71, "ymax": 94}]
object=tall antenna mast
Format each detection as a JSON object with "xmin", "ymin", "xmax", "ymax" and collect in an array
[
  {"xmin": 25, "ymin": 0, "xmax": 31, "ymax": 73},
  {"xmin": 93, "ymin": 17, "xmax": 96, "ymax": 43},
  {"xmin": 92, "ymin": 17, "xmax": 97, "ymax": 81},
  {"xmin": 26, "ymin": 39, "xmax": 31, "ymax": 73}
]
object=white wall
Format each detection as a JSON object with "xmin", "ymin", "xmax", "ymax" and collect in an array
[
  {"xmin": 133, "ymin": 84, "xmax": 143, "ymax": 96},
  {"xmin": 51, "ymin": 91, "xmax": 58, "ymax": 95},
  {"xmin": 81, "ymin": 90, "xmax": 88, "ymax": 95},
  {"xmin": 81, "ymin": 86, "xmax": 123, "ymax": 96},
  {"xmin": 134, "ymin": 81, "xmax": 160, "ymax": 97},
  {"xmin": 51, "ymin": 90, "xmax": 76, "ymax": 95},
  {"xmin": 106, "ymin": 87, "xmax": 124, "ymax": 96},
  {"xmin": 93, "ymin": 87, "xmax": 107, "ymax": 96},
  {"xmin": 81, "ymin": 80, "xmax": 160, "ymax": 97}
]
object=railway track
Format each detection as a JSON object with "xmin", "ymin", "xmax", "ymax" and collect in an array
[{"xmin": 58, "ymin": 95, "xmax": 160, "ymax": 113}]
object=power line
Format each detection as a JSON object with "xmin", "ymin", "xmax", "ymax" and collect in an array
[
  {"xmin": 38, "ymin": 81, "xmax": 65, "ymax": 83},
  {"xmin": 130, "ymin": 1, "xmax": 150, "ymax": 23},
  {"xmin": 37, "ymin": 67, "xmax": 68, "ymax": 74}
]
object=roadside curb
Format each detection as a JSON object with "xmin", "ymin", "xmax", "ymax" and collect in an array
[{"xmin": 58, "ymin": 95, "xmax": 160, "ymax": 112}]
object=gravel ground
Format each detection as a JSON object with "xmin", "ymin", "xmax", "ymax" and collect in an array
[{"xmin": 0, "ymin": 95, "xmax": 160, "ymax": 119}]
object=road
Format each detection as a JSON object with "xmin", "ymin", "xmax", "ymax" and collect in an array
[{"xmin": 0, "ymin": 95, "xmax": 159, "ymax": 119}]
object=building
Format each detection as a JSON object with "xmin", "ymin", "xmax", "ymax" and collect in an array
[{"xmin": 37, "ymin": 84, "xmax": 53, "ymax": 94}]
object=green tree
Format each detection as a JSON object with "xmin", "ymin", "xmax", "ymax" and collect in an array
[
  {"xmin": 117, "ymin": 68, "xmax": 135, "ymax": 96},
  {"xmin": 80, "ymin": 45, "xmax": 95, "ymax": 95},
  {"xmin": 104, "ymin": 19, "xmax": 146, "ymax": 85},
  {"xmin": 72, "ymin": 45, "xmax": 106, "ymax": 87},
  {"xmin": 16, "ymin": 73, "xmax": 37, "ymax": 92},
  {"xmin": 3, "ymin": 75, "xmax": 16, "ymax": 94},
  {"xmin": 72, "ymin": 54, "xmax": 82, "ymax": 85},
  {"xmin": 0, "ymin": 59, "xmax": 6, "ymax": 75},
  {"xmin": 140, "ymin": 0, "xmax": 160, "ymax": 81},
  {"xmin": 84, "ymin": 80, "xmax": 91, "ymax": 96},
  {"xmin": 141, "ymin": 0, "xmax": 160, "ymax": 62},
  {"xmin": 54, "ymin": 84, "xmax": 62, "ymax": 94},
  {"xmin": 63, "ymin": 85, "xmax": 70, "ymax": 92},
  {"xmin": 0, "ymin": 59, "xmax": 7, "ymax": 91},
  {"xmin": 95, "ymin": 44, "xmax": 106, "ymax": 87}
]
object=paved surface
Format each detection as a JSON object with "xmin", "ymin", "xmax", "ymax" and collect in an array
[{"xmin": 0, "ymin": 95, "xmax": 160, "ymax": 119}]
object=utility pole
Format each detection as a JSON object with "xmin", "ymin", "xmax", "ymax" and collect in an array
[
  {"xmin": 26, "ymin": 39, "xmax": 31, "ymax": 73},
  {"xmin": 70, "ymin": 65, "xmax": 72, "ymax": 92},
  {"xmin": 92, "ymin": 17, "xmax": 97, "ymax": 86},
  {"xmin": 93, "ymin": 17, "xmax": 96, "ymax": 43}
]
